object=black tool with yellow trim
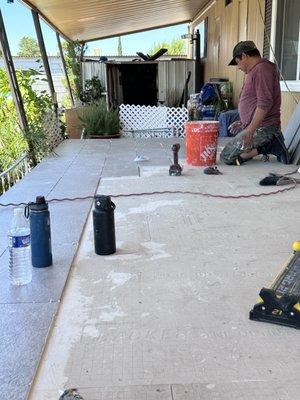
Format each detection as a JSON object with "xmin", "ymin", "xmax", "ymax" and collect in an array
[{"xmin": 250, "ymin": 241, "xmax": 300, "ymax": 329}]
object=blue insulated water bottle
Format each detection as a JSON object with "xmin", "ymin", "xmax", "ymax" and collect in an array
[
  {"xmin": 93, "ymin": 195, "xmax": 116, "ymax": 255},
  {"xmin": 29, "ymin": 196, "xmax": 53, "ymax": 268}
]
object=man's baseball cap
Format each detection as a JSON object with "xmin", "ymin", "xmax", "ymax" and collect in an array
[{"xmin": 228, "ymin": 41, "xmax": 258, "ymax": 66}]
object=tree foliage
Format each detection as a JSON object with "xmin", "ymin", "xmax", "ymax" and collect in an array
[
  {"xmin": 0, "ymin": 67, "xmax": 53, "ymax": 170},
  {"xmin": 149, "ymin": 37, "xmax": 186, "ymax": 56},
  {"xmin": 17, "ymin": 36, "xmax": 40, "ymax": 57},
  {"xmin": 61, "ymin": 40, "xmax": 87, "ymax": 101}
]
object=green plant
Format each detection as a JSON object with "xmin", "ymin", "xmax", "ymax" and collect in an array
[
  {"xmin": 61, "ymin": 40, "xmax": 87, "ymax": 101},
  {"xmin": 79, "ymin": 76, "xmax": 104, "ymax": 104},
  {"xmin": 0, "ymin": 67, "xmax": 56, "ymax": 167},
  {"xmin": 23, "ymin": 123, "xmax": 57, "ymax": 165},
  {"xmin": 0, "ymin": 120, "xmax": 27, "ymax": 172},
  {"xmin": 80, "ymin": 100, "xmax": 120, "ymax": 137}
]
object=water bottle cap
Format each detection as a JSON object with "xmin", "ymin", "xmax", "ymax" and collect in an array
[
  {"xmin": 95, "ymin": 195, "xmax": 112, "ymax": 210},
  {"xmin": 36, "ymin": 196, "xmax": 46, "ymax": 204},
  {"xmin": 29, "ymin": 195, "xmax": 48, "ymax": 211}
]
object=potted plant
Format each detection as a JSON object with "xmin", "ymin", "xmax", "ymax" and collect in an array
[{"xmin": 79, "ymin": 99, "xmax": 121, "ymax": 138}]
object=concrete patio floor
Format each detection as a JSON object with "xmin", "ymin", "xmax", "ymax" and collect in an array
[{"xmin": 25, "ymin": 138, "xmax": 300, "ymax": 400}]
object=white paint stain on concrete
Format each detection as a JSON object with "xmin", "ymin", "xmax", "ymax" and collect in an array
[
  {"xmin": 139, "ymin": 166, "xmax": 169, "ymax": 177},
  {"xmin": 115, "ymin": 212, "xmax": 127, "ymax": 221},
  {"xmin": 104, "ymin": 252, "xmax": 142, "ymax": 261},
  {"xmin": 128, "ymin": 199, "xmax": 182, "ymax": 214},
  {"xmin": 107, "ymin": 271, "xmax": 132, "ymax": 290},
  {"xmin": 93, "ymin": 279, "xmax": 103, "ymax": 284},
  {"xmin": 142, "ymin": 241, "xmax": 171, "ymax": 260},
  {"xmin": 206, "ymin": 384, "xmax": 216, "ymax": 390},
  {"xmin": 83, "ymin": 325, "xmax": 100, "ymax": 338},
  {"xmin": 99, "ymin": 304, "xmax": 125, "ymax": 321}
]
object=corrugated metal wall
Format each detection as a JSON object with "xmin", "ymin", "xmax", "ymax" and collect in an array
[
  {"xmin": 82, "ymin": 60, "xmax": 195, "ymax": 106},
  {"xmin": 158, "ymin": 60, "xmax": 195, "ymax": 105}
]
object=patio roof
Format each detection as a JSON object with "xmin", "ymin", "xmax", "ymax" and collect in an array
[{"xmin": 20, "ymin": 0, "xmax": 211, "ymax": 42}]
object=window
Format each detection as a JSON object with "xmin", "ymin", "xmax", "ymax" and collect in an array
[
  {"xmin": 225, "ymin": 0, "xmax": 233, "ymax": 6},
  {"xmin": 274, "ymin": 0, "xmax": 300, "ymax": 81}
]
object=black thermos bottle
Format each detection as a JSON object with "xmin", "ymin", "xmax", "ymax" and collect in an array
[{"xmin": 93, "ymin": 195, "xmax": 116, "ymax": 255}]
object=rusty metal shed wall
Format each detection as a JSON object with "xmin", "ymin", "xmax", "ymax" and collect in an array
[{"xmin": 20, "ymin": 0, "xmax": 211, "ymax": 42}]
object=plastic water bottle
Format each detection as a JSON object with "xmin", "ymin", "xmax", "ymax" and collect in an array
[{"xmin": 8, "ymin": 207, "xmax": 32, "ymax": 286}]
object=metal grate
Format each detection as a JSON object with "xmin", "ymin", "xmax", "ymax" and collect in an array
[
  {"xmin": 0, "ymin": 153, "xmax": 30, "ymax": 194},
  {"xmin": 119, "ymin": 104, "xmax": 188, "ymax": 138}
]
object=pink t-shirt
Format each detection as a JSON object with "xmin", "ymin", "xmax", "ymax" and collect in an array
[{"xmin": 238, "ymin": 59, "xmax": 281, "ymax": 128}]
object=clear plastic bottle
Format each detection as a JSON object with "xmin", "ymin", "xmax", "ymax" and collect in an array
[{"xmin": 8, "ymin": 207, "xmax": 32, "ymax": 286}]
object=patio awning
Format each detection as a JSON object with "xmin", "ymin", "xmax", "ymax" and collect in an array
[{"xmin": 21, "ymin": 0, "xmax": 211, "ymax": 42}]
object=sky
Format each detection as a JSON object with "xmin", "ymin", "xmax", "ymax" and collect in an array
[{"xmin": 1, "ymin": 0, "xmax": 188, "ymax": 56}]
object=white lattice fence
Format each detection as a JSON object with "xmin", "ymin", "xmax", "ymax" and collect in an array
[
  {"xmin": 120, "ymin": 104, "xmax": 188, "ymax": 138},
  {"xmin": 42, "ymin": 109, "xmax": 64, "ymax": 149}
]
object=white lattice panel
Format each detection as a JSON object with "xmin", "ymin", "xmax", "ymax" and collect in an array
[
  {"xmin": 120, "ymin": 104, "xmax": 188, "ymax": 138},
  {"xmin": 42, "ymin": 109, "xmax": 64, "ymax": 149}
]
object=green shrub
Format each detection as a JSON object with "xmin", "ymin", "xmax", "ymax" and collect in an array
[
  {"xmin": 0, "ymin": 121, "xmax": 27, "ymax": 172},
  {"xmin": 61, "ymin": 40, "xmax": 87, "ymax": 101},
  {"xmin": 0, "ymin": 67, "xmax": 55, "ymax": 168},
  {"xmin": 80, "ymin": 100, "xmax": 120, "ymax": 137}
]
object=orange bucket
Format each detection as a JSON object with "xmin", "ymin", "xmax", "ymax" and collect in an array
[{"xmin": 185, "ymin": 121, "xmax": 219, "ymax": 166}]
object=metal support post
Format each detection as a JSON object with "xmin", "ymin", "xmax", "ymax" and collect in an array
[
  {"xmin": 0, "ymin": 8, "xmax": 27, "ymax": 130},
  {"xmin": 194, "ymin": 29, "xmax": 203, "ymax": 93},
  {"xmin": 32, "ymin": 10, "xmax": 58, "ymax": 112},
  {"xmin": 56, "ymin": 33, "xmax": 74, "ymax": 106}
]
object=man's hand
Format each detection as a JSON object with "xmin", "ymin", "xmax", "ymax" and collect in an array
[
  {"xmin": 229, "ymin": 120, "xmax": 243, "ymax": 135},
  {"xmin": 241, "ymin": 129, "xmax": 255, "ymax": 150}
]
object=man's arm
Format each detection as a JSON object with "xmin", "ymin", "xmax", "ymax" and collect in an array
[{"xmin": 243, "ymin": 107, "xmax": 268, "ymax": 148}]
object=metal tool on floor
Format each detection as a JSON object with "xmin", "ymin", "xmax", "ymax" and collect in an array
[
  {"xmin": 169, "ymin": 143, "xmax": 182, "ymax": 176},
  {"xmin": 250, "ymin": 241, "xmax": 300, "ymax": 329},
  {"xmin": 203, "ymin": 166, "xmax": 222, "ymax": 175},
  {"xmin": 259, "ymin": 168, "xmax": 300, "ymax": 186}
]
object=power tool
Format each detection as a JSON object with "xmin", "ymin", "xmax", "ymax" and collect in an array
[
  {"xmin": 169, "ymin": 143, "xmax": 182, "ymax": 176},
  {"xmin": 250, "ymin": 241, "xmax": 300, "ymax": 329}
]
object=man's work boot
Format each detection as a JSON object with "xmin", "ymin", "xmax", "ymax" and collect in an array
[{"xmin": 259, "ymin": 134, "xmax": 290, "ymax": 164}]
